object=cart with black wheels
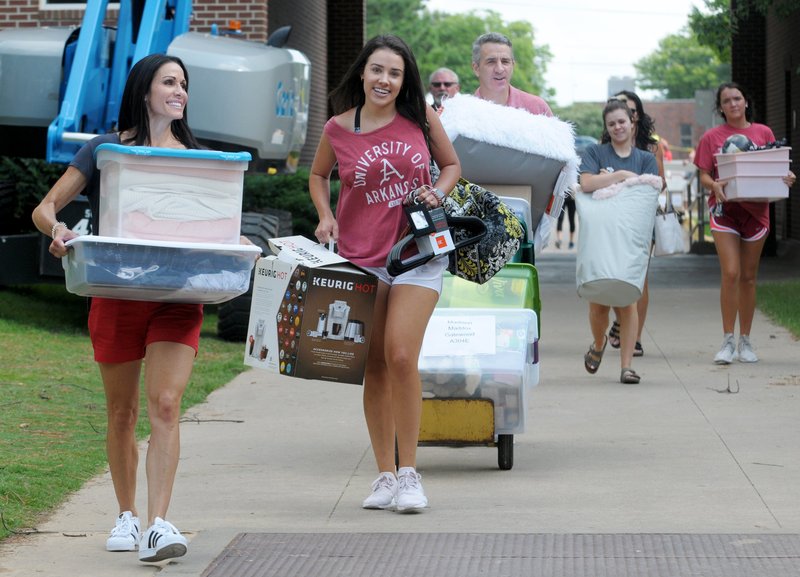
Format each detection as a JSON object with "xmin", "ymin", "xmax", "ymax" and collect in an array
[
  {"xmin": 416, "ymin": 263, "xmax": 540, "ymax": 470},
  {"xmin": 417, "ymin": 397, "xmax": 515, "ymax": 470}
]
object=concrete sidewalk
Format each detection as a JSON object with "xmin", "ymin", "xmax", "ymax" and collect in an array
[{"xmin": 1, "ymin": 250, "xmax": 799, "ymax": 576}]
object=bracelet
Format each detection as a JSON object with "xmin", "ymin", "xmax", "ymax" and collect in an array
[{"xmin": 51, "ymin": 221, "xmax": 68, "ymax": 238}]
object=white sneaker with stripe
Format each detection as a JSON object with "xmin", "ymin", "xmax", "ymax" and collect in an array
[
  {"xmin": 106, "ymin": 511, "xmax": 140, "ymax": 552},
  {"xmin": 138, "ymin": 517, "xmax": 188, "ymax": 562}
]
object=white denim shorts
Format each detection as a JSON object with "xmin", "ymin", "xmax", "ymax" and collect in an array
[{"xmin": 363, "ymin": 256, "xmax": 447, "ymax": 295}]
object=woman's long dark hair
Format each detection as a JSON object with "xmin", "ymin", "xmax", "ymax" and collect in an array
[
  {"xmin": 715, "ymin": 82, "xmax": 753, "ymax": 123},
  {"xmin": 601, "ymin": 90, "xmax": 657, "ymax": 152},
  {"xmin": 329, "ymin": 34, "xmax": 429, "ymax": 143},
  {"xmin": 117, "ymin": 54, "xmax": 200, "ymax": 149}
]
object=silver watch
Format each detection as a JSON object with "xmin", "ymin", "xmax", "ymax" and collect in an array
[{"xmin": 432, "ymin": 187, "xmax": 445, "ymax": 201}]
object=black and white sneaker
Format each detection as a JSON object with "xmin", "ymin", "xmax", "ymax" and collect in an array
[
  {"xmin": 138, "ymin": 517, "xmax": 188, "ymax": 562},
  {"xmin": 106, "ymin": 511, "xmax": 140, "ymax": 552}
]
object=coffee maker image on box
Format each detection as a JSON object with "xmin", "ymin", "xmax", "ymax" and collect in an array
[
  {"xmin": 344, "ymin": 320, "xmax": 366, "ymax": 343},
  {"xmin": 306, "ymin": 311, "xmax": 327, "ymax": 338},
  {"xmin": 251, "ymin": 318, "xmax": 266, "ymax": 358},
  {"xmin": 325, "ymin": 300, "xmax": 350, "ymax": 341},
  {"xmin": 305, "ymin": 301, "xmax": 365, "ymax": 343}
]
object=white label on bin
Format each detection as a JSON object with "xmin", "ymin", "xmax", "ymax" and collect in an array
[{"xmin": 421, "ymin": 315, "xmax": 496, "ymax": 356}]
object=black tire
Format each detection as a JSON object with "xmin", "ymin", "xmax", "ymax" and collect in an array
[
  {"xmin": 216, "ymin": 210, "xmax": 292, "ymax": 341},
  {"xmin": 497, "ymin": 434, "xmax": 514, "ymax": 470},
  {"xmin": 240, "ymin": 208, "xmax": 293, "ymax": 250},
  {"xmin": 217, "ymin": 295, "xmax": 252, "ymax": 336}
]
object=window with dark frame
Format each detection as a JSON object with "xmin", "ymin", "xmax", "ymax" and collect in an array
[{"xmin": 680, "ymin": 123, "xmax": 692, "ymax": 149}]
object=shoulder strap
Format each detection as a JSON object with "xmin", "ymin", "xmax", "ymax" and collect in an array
[{"xmin": 354, "ymin": 105, "xmax": 362, "ymax": 134}]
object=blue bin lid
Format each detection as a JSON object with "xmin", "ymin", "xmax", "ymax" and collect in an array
[{"xmin": 94, "ymin": 143, "xmax": 251, "ymax": 162}]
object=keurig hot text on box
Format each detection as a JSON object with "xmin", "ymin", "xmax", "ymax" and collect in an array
[{"xmin": 244, "ymin": 236, "xmax": 378, "ymax": 385}]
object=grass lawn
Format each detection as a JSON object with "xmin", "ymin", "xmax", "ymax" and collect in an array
[
  {"xmin": 0, "ymin": 285, "xmax": 245, "ymax": 539},
  {"xmin": 757, "ymin": 279, "xmax": 800, "ymax": 339}
]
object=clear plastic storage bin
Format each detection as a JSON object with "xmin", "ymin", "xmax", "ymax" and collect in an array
[
  {"xmin": 62, "ymin": 236, "xmax": 261, "ymax": 304},
  {"xmin": 95, "ymin": 144, "xmax": 251, "ymax": 244},
  {"xmin": 418, "ymin": 308, "xmax": 539, "ymax": 435}
]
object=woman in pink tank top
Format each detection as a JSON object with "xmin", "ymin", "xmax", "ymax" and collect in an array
[{"xmin": 309, "ymin": 35, "xmax": 460, "ymax": 512}]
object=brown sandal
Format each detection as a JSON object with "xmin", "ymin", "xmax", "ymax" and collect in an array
[
  {"xmin": 620, "ymin": 368, "xmax": 641, "ymax": 384},
  {"xmin": 584, "ymin": 336, "xmax": 608, "ymax": 374},
  {"xmin": 608, "ymin": 321, "xmax": 621, "ymax": 349}
]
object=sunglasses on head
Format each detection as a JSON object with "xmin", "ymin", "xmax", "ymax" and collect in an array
[
  {"xmin": 608, "ymin": 96, "xmax": 637, "ymax": 111},
  {"xmin": 431, "ymin": 82, "xmax": 456, "ymax": 88}
]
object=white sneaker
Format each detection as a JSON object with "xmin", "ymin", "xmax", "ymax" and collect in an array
[
  {"xmin": 395, "ymin": 467, "xmax": 428, "ymax": 512},
  {"xmin": 106, "ymin": 511, "xmax": 140, "ymax": 552},
  {"xmin": 738, "ymin": 335, "xmax": 759, "ymax": 363},
  {"xmin": 713, "ymin": 333, "xmax": 737, "ymax": 365},
  {"xmin": 362, "ymin": 472, "xmax": 397, "ymax": 509},
  {"xmin": 138, "ymin": 517, "xmax": 188, "ymax": 562}
]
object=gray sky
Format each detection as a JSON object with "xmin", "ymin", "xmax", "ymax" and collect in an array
[{"xmin": 425, "ymin": 0, "xmax": 700, "ymax": 106}]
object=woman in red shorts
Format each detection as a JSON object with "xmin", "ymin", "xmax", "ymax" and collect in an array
[
  {"xmin": 694, "ymin": 82, "xmax": 796, "ymax": 364},
  {"xmin": 32, "ymin": 55, "xmax": 207, "ymax": 563}
]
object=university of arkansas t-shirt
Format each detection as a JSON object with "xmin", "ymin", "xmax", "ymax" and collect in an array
[{"xmin": 325, "ymin": 113, "xmax": 431, "ymax": 268}]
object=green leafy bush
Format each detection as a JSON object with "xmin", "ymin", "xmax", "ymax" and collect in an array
[
  {"xmin": 0, "ymin": 157, "xmax": 64, "ymax": 234},
  {"xmin": 243, "ymin": 167, "xmax": 339, "ymax": 239}
]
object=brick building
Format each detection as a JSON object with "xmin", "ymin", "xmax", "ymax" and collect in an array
[
  {"xmin": 731, "ymin": 1, "xmax": 799, "ymax": 248},
  {"xmin": 0, "ymin": 0, "xmax": 366, "ymax": 166},
  {"xmin": 640, "ymin": 99, "xmax": 702, "ymax": 161}
]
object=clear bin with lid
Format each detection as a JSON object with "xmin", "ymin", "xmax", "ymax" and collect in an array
[
  {"xmin": 95, "ymin": 144, "xmax": 251, "ymax": 244},
  {"xmin": 418, "ymin": 308, "xmax": 539, "ymax": 435},
  {"xmin": 62, "ymin": 236, "xmax": 261, "ymax": 304}
]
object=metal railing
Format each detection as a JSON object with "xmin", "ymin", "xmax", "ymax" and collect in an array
[
  {"xmin": 687, "ymin": 171, "xmax": 708, "ymax": 245},
  {"xmin": 664, "ymin": 161, "xmax": 709, "ymax": 249}
]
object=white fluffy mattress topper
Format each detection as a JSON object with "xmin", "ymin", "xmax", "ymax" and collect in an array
[{"xmin": 440, "ymin": 93, "xmax": 581, "ymax": 177}]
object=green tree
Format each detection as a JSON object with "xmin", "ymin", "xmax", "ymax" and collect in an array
[
  {"xmin": 689, "ymin": 0, "xmax": 799, "ymax": 63},
  {"xmin": 366, "ymin": 0, "xmax": 427, "ymax": 47},
  {"xmin": 367, "ymin": 0, "xmax": 553, "ymax": 99},
  {"xmin": 551, "ymin": 103, "xmax": 604, "ymax": 140},
  {"xmin": 734, "ymin": 0, "xmax": 799, "ymax": 21},
  {"xmin": 634, "ymin": 30, "xmax": 729, "ymax": 99},
  {"xmin": 688, "ymin": 0, "xmax": 731, "ymax": 62}
]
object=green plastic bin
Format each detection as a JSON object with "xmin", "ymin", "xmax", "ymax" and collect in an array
[{"xmin": 438, "ymin": 263, "xmax": 541, "ymax": 335}]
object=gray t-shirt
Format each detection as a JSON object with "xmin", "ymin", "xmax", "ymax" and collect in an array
[
  {"xmin": 69, "ymin": 132, "xmax": 121, "ymax": 235},
  {"xmin": 580, "ymin": 142, "xmax": 658, "ymax": 177}
]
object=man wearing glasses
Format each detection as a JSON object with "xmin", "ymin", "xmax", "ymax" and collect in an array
[
  {"xmin": 472, "ymin": 32, "xmax": 552, "ymax": 117},
  {"xmin": 428, "ymin": 67, "xmax": 461, "ymax": 110}
]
